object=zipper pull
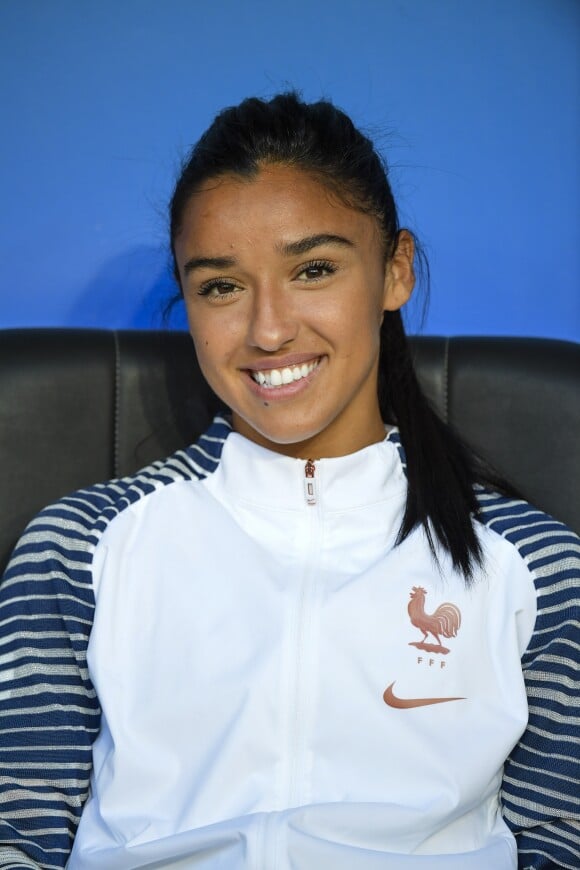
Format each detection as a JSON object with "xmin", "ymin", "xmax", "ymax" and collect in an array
[{"xmin": 304, "ymin": 459, "xmax": 317, "ymax": 505}]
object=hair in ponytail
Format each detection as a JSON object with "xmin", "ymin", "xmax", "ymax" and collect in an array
[
  {"xmin": 169, "ymin": 92, "xmax": 514, "ymax": 581},
  {"xmin": 378, "ymin": 311, "xmax": 486, "ymax": 577}
]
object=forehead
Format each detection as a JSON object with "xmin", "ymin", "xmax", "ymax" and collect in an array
[{"xmin": 175, "ymin": 164, "xmax": 380, "ymax": 253}]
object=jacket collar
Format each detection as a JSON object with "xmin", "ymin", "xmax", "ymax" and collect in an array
[{"xmin": 212, "ymin": 424, "xmax": 407, "ymax": 513}]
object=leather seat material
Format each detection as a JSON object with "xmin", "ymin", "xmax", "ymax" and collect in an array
[
  {"xmin": 446, "ymin": 338, "xmax": 580, "ymax": 533},
  {"xmin": 408, "ymin": 336, "xmax": 449, "ymax": 422},
  {"xmin": 114, "ymin": 330, "xmax": 224, "ymax": 477},
  {"xmin": 0, "ymin": 330, "xmax": 116, "ymax": 568}
]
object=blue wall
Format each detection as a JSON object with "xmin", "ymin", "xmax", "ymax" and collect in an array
[{"xmin": 1, "ymin": 0, "xmax": 578, "ymax": 339}]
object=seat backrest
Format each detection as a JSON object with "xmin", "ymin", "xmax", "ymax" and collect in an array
[{"xmin": 0, "ymin": 329, "xmax": 578, "ymax": 571}]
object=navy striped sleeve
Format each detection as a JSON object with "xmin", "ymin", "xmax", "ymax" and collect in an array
[
  {"xmin": 477, "ymin": 492, "xmax": 580, "ymax": 870},
  {"xmin": 0, "ymin": 418, "xmax": 230, "ymax": 868},
  {"xmin": 0, "ymin": 495, "xmax": 100, "ymax": 869}
]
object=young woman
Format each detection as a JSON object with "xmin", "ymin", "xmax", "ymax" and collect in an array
[{"xmin": 0, "ymin": 93, "xmax": 578, "ymax": 870}]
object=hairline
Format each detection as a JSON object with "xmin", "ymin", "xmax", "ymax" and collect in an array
[{"xmin": 171, "ymin": 159, "xmax": 392, "ymax": 264}]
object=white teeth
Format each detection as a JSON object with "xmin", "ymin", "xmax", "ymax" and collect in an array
[{"xmin": 251, "ymin": 358, "xmax": 320, "ymax": 388}]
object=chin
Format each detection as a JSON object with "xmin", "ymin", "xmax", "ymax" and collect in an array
[
  {"xmin": 234, "ymin": 413, "xmax": 327, "ymax": 450},
  {"xmin": 254, "ymin": 425, "xmax": 323, "ymax": 448}
]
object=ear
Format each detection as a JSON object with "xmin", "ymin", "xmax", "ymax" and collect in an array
[{"xmin": 382, "ymin": 229, "xmax": 415, "ymax": 311}]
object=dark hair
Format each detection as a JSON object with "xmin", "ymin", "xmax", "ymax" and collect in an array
[{"xmin": 169, "ymin": 92, "xmax": 513, "ymax": 580}]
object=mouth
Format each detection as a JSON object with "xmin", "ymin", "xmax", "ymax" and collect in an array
[{"xmin": 249, "ymin": 357, "xmax": 321, "ymax": 389}]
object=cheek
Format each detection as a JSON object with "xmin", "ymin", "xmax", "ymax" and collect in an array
[
  {"xmin": 187, "ymin": 332, "xmax": 231, "ymax": 405},
  {"xmin": 322, "ymin": 290, "xmax": 384, "ymax": 352},
  {"xmin": 186, "ymin": 312, "xmax": 216, "ymax": 368},
  {"xmin": 186, "ymin": 311, "xmax": 240, "ymax": 384},
  {"xmin": 190, "ymin": 336, "xmax": 217, "ymax": 376}
]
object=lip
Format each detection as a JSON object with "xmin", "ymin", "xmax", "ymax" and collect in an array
[
  {"xmin": 243, "ymin": 353, "xmax": 322, "ymax": 373},
  {"xmin": 244, "ymin": 355, "xmax": 325, "ymax": 400}
]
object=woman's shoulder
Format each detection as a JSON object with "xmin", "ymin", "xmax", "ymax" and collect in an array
[
  {"xmin": 1, "ymin": 415, "xmax": 233, "ymax": 589},
  {"xmin": 475, "ymin": 487, "xmax": 579, "ymax": 635},
  {"xmin": 475, "ymin": 487, "xmax": 580, "ymax": 560}
]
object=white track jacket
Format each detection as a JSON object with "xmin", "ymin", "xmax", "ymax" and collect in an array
[{"xmin": 0, "ymin": 417, "xmax": 578, "ymax": 869}]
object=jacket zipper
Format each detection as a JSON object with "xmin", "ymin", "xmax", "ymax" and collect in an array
[
  {"xmin": 304, "ymin": 459, "xmax": 317, "ymax": 505},
  {"xmin": 283, "ymin": 458, "xmax": 321, "ymax": 811}
]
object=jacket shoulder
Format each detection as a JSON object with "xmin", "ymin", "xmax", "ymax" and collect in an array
[
  {"xmin": 476, "ymin": 489, "xmax": 579, "ymax": 662},
  {"xmin": 1, "ymin": 415, "xmax": 232, "ymax": 587}
]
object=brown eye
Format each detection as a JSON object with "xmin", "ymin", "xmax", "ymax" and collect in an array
[
  {"xmin": 198, "ymin": 280, "xmax": 240, "ymax": 299},
  {"xmin": 303, "ymin": 266, "xmax": 326, "ymax": 279},
  {"xmin": 297, "ymin": 260, "xmax": 336, "ymax": 281}
]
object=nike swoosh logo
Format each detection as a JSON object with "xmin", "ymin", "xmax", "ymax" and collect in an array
[{"xmin": 383, "ymin": 681, "xmax": 466, "ymax": 709}]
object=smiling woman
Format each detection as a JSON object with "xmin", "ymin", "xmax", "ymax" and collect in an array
[
  {"xmin": 174, "ymin": 165, "xmax": 412, "ymax": 457},
  {"xmin": 0, "ymin": 93, "xmax": 578, "ymax": 870}
]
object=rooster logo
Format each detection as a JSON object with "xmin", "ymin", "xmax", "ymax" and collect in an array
[{"xmin": 407, "ymin": 586, "xmax": 461, "ymax": 655}]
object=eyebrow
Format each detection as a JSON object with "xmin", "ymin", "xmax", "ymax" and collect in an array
[
  {"xmin": 182, "ymin": 255, "xmax": 236, "ymax": 276},
  {"xmin": 278, "ymin": 233, "xmax": 355, "ymax": 256},
  {"xmin": 181, "ymin": 233, "xmax": 354, "ymax": 277}
]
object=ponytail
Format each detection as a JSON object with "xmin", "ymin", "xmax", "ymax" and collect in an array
[{"xmin": 379, "ymin": 311, "xmax": 486, "ymax": 579}]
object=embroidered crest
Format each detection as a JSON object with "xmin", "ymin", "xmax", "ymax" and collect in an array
[{"xmin": 407, "ymin": 586, "xmax": 461, "ymax": 655}]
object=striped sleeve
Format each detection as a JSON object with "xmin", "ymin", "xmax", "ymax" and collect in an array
[
  {"xmin": 0, "ymin": 418, "xmax": 230, "ymax": 868},
  {"xmin": 477, "ymin": 493, "xmax": 580, "ymax": 870},
  {"xmin": 0, "ymin": 498, "xmax": 101, "ymax": 869}
]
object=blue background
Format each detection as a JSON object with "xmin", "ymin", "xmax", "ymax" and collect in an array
[{"xmin": 1, "ymin": 0, "xmax": 578, "ymax": 339}]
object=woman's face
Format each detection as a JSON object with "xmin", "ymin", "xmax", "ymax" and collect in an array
[{"xmin": 174, "ymin": 164, "xmax": 414, "ymax": 458}]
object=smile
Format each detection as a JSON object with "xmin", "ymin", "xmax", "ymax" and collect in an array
[{"xmin": 250, "ymin": 358, "xmax": 321, "ymax": 388}]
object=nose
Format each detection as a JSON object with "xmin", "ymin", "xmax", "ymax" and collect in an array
[{"xmin": 246, "ymin": 284, "xmax": 298, "ymax": 352}]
